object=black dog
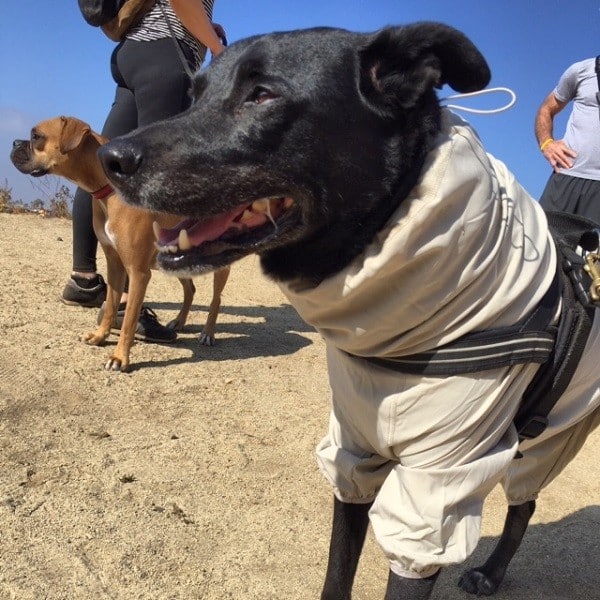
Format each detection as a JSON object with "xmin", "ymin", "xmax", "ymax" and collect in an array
[{"xmin": 98, "ymin": 23, "xmax": 599, "ymax": 599}]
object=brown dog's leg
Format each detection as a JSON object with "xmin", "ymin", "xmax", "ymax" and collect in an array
[
  {"xmin": 105, "ymin": 268, "xmax": 152, "ymax": 372},
  {"xmin": 83, "ymin": 245, "xmax": 126, "ymax": 347},
  {"xmin": 458, "ymin": 500, "xmax": 536, "ymax": 596},
  {"xmin": 199, "ymin": 266, "xmax": 230, "ymax": 346},
  {"xmin": 167, "ymin": 278, "xmax": 196, "ymax": 331},
  {"xmin": 321, "ymin": 497, "xmax": 372, "ymax": 600}
]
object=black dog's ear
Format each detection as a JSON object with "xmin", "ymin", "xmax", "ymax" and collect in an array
[{"xmin": 359, "ymin": 22, "xmax": 491, "ymax": 112}]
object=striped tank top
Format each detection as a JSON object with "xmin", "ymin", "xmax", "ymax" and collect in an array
[{"xmin": 126, "ymin": 0, "xmax": 215, "ymax": 70}]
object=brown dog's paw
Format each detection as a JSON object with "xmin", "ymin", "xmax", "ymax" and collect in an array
[
  {"xmin": 83, "ymin": 329, "xmax": 110, "ymax": 346},
  {"xmin": 198, "ymin": 332, "xmax": 216, "ymax": 347},
  {"xmin": 104, "ymin": 355, "xmax": 129, "ymax": 372},
  {"xmin": 166, "ymin": 318, "xmax": 185, "ymax": 332}
]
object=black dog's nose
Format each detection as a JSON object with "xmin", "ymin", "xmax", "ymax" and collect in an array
[{"xmin": 98, "ymin": 139, "xmax": 143, "ymax": 182}]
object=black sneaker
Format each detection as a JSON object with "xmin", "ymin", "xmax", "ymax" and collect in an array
[
  {"xmin": 97, "ymin": 304, "xmax": 177, "ymax": 344},
  {"xmin": 62, "ymin": 274, "xmax": 107, "ymax": 307}
]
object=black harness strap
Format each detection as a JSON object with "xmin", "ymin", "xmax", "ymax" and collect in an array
[
  {"xmin": 515, "ymin": 211, "xmax": 596, "ymax": 439},
  {"xmin": 363, "ymin": 272, "xmax": 559, "ymax": 376},
  {"xmin": 348, "ymin": 211, "xmax": 597, "ymax": 442}
]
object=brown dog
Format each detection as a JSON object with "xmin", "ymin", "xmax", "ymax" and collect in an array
[{"xmin": 11, "ymin": 116, "xmax": 230, "ymax": 372}]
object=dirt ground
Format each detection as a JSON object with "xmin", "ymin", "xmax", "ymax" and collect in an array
[{"xmin": 0, "ymin": 212, "xmax": 598, "ymax": 600}]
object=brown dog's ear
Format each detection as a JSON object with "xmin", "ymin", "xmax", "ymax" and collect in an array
[
  {"xmin": 359, "ymin": 22, "xmax": 491, "ymax": 113},
  {"xmin": 59, "ymin": 116, "xmax": 91, "ymax": 154}
]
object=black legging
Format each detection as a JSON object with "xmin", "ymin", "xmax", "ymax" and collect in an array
[{"xmin": 72, "ymin": 36, "xmax": 197, "ymax": 273}]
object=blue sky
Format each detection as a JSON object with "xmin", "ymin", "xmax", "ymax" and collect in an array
[{"xmin": 2, "ymin": 0, "xmax": 600, "ymax": 204}]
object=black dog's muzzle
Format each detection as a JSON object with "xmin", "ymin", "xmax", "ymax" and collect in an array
[{"xmin": 98, "ymin": 138, "xmax": 143, "ymax": 187}]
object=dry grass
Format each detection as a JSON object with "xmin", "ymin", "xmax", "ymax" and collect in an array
[{"xmin": 0, "ymin": 178, "xmax": 72, "ymax": 219}]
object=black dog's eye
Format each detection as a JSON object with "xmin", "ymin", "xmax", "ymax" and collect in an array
[{"xmin": 245, "ymin": 86, "xmax": 277, "ymax": 105}]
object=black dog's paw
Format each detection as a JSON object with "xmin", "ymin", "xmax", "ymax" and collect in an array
[{"xmin": 458, "ymin": 569, "xmax": 499, "ymax": 596}]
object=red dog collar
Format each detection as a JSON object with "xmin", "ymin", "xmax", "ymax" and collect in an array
[{"xmin": 91, "ymin": 184, "xmax": 113, "ymax": 200}]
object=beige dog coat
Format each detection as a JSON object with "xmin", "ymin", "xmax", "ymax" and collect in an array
[{"xmin": 277, "ymin": 111, "xmax": 600, "ymax": 578}]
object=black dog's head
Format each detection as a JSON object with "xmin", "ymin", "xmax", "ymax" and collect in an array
[{"xmin": 99, "ymin": 22, "xmax": 490, "ymax": 283}]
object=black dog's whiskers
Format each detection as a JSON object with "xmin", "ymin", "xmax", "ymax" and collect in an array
[{"xmin": 265, "ymin": 200, "xmax": 278, "ymax": 232}]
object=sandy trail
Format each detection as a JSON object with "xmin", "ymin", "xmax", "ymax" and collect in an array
[{"xmin": 0, "ymin": 213, "xmax": 598, "ymax": 599}]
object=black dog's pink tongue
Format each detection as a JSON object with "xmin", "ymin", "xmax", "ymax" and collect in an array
[
  {"xmin": 153, "ymin": 206, "xmax": 247, "ymax": 249},
  {"xmin": 153, "ymin": 197, "xmax": 293, "ymax": 252}
]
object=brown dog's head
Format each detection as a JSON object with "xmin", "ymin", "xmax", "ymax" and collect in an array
[
  {"xmin": 99, "ymin": 22, "xmax": 490, "ymax": 283},
  {"xmin": 10, "ymin": 116, "xmax": 95, "ymax": 179}
]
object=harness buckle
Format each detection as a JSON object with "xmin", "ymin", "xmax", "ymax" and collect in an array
[
  {"xmin": 584, "ymin": 252, "xmax": 600, "ymax": 302},
  {"xmin": 518, "ymin": 415, "xmax": 548, "ymax": 440},
  {"xmin": 581, "ymin": 228, "xmax": 600, "ymax": 303}
]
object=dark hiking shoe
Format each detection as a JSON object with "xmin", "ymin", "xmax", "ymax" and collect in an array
[
  {"xmin": 61, "ymin": 274, "xmax": 107, "ymax": 307},
  {"xmin": 97, "ymin": 304, "xmax": 177, "ymax": 343}
]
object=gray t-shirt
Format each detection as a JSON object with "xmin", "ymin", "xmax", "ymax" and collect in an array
[{"xmin": 554, "ymin": 57, "xmax": 600, "ymax": 180}]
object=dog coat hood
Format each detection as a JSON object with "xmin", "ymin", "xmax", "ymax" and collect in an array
[{"xmin": 277, "ymin": 110, "xmax": 556, "ymax": 358}]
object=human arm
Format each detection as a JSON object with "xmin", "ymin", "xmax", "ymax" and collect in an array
[
  {"xmin": 534, "ymin": 91, "xmax": 577, "ymax": 172},
  {"xmin": 169, "ymin": 0, "xmax": 224, "ymax": 56},
  {"xmin": 212, "ymin": 22, "xmax": 227, "ymax": 46}
]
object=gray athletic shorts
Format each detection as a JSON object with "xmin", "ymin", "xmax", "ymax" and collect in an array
[{"xmin": 539, "ymin": 172, "xmax": 600, "ymax": 224}]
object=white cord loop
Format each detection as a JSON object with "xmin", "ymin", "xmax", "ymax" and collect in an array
[{"xmin": 441, "ymin": 87, "xmax": 517, "ymax": 115}]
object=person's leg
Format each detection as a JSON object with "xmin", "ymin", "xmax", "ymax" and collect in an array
[
  {"xmin": 62, "ymin": 42, "xmax": 137, "ymax": 307},
  {"xmin": 107, "ymin": 38, "xmax": 188, "ymax": 300},
  {"xmin": 101, "ymin": 87, "xmax": 138, "ymax": 139},
  {"xmin": 71, "ymin": 187, "xmax": 97, "ymax": 275},
  {"xmin": 119, "ymin": 37, "xmax": 195, "ymax": 127},
  {"xmin": 103, "ymin": 51, "xmax": 139, "ymax": 304},
  {"xmin": 94, "ymin": 40, "xmax": 186, "ymax": 340},
  {"xmin": 566, "ymin": 177, "xmax": 600, "ymax": 224},
  {"xmin": 539, "ymin": 172, "xmax": 582, "ymax": 214},
  {"xmin": 61, "ymin": 187, "xmax": 107, "ymax": 306}
]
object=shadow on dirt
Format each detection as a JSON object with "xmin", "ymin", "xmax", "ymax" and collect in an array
[
  {"xmin": 128, "ymin": 302, "xmax": 317, "ymax": 371},
  {"xmin": 441, "ymin": 506, "xmax": 600, "ymax": 599}
]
